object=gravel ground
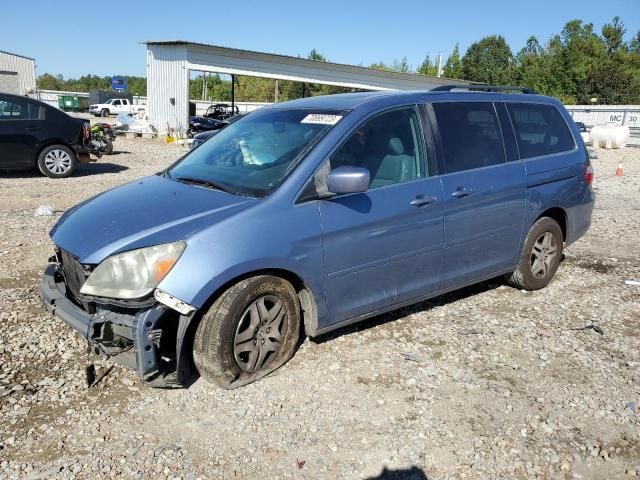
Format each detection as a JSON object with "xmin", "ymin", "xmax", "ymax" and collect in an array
[{"xmin": 0, "ymin": 131, "xmax": 639, "ymax": 480}]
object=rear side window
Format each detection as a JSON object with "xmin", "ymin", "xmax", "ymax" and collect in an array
[
  {"xmin": 507, "ymin": 103, "xmax": 575, "ymax": 159},
  {"xmin": 433, "ymin": 102, "xmax": 505, "ymax": 174},
  {"xmin": 0, "ymin": 98, "xmax": 43, "ymax": 120}
]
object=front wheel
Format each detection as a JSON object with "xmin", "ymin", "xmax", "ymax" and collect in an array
[
  {"xmin": 505, "ymin": 217, "xmax": 563, "ymax": 291},
  {"xmin": 101, "ymin": 109, "xmax": 109, "ymax": 117},
  {"xmin": 193, "ymin": 276, "xmax": 301, "ymax": 389},
  {"xmin": 37, "ymin": 145, "xmax": 77, "ymax": 178},
  {"xmin": 103, "ymin": 137, "xmax": 113, "ymax": 155}
]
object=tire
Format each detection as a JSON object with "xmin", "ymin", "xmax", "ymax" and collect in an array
[
  {"xmin": 37, "ymin": 145, "xmax": 77, "ymax": 178},
  {"xmin": 505, "ymin": 217, "xmax": 563, "ymax": 291},
  {"xmin": 101, "ymin": 109, "xmax": 109, "ymax": 117},
  {"xmin": 193, "ymin": 275, "xmax": 301, "ymax": 389},
  {"xmin": 103, "ymin": 137, "xmax": 113, "ymax": 155}
]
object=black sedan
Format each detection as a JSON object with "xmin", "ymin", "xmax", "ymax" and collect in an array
[{"xmin": 0, "ymin": 93, "xmax": 92, "ymax": 178}]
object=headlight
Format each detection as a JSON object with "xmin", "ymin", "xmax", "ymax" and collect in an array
[{"xmin": 80, "ymin": 241, "xmax": 186, "ymax": 299}]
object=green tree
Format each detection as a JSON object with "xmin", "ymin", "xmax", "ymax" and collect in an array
[
  {"xmin": 443, "ymin": 44, "xmax": 463, "ymax": 79},
  {"xmin": 308, "ymin": 48, "xmax": 327, "ymax": 62},
  {"xmin": 392, "ymin": 57, "xmax": 411, "ymax": 73},
  {"xmin": 559, "ymin": 19, "xmax": 607, "ymax": 102},
  {"xmin": 462, "ymin": 35, "xmax": 513, "ymax": 84},
  {"xmin": 36, "ymin": 73, "xmax": 63, "ymax": 90},
  {"xmin": 370, "ymin": 57, "xmax": 411, "ymax": 73},
  {"xmin": 417, "ymin": 54, "xmax": 438, "ymax": 76},
  {"xmin": 630, "ymin": 31, "xmax": 640, "ymax": 54},
  {"xmin": 514, "ymin": 36, "xmax": 557, "ymax": 96},
  {"xmin": 585, "ymin": 60, "xmax": 640, "ymax": 103},
  {"xmin": 601, "ymin": 16, "xmax": 626, "ymax": 55}
]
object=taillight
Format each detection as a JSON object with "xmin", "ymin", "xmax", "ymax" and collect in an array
[
  {"xmin": 82, "ymin": 123, "xmax": 90, "ymax": 139},
  {"xmin": 584, "ymin": 158, "xmax": 594, "ymax": 185}
]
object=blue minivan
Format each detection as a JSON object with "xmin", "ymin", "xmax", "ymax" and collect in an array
[{"xmin": 40, "ymin": 86, "xmax": 595, "ymax": 389}]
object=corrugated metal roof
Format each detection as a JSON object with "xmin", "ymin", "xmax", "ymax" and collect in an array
[
  {"xmin": 0, "ymin": 50, "xmax": 35, "ymax": 61},
  {"xmin": 145, "ymin": 41, "xmax": 466, "ymax": 134},
  {"xmin": 144, "ymin": 40, "xmax": 463, "ymax": 85}
]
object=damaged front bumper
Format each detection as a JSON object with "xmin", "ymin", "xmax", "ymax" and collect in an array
[{"xmin": 39, "ymin": 264, "xmax": 195, "ymax": 388}]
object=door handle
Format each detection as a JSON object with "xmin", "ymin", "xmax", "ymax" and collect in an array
[
  {"xmin": 451, "ymin": 188, "xmax": 473, "ymax": 198},
  {"xmin": 410, "ymin": 195, "xmax": 437, "ymax": 207}
]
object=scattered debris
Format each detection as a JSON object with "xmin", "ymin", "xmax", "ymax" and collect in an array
[
  {"xmin": 85, "ymin": 364, "xmax": 96, "ymax": 387},
  {"xmin": 400, "ymin": 352, "xmax": 423, "ymax": 363},
  {"xmin": 570, "ymin": 324, "xmax": 604, "ymax": 335},
  {"xmin": 625, "ymin": 402, "xmax": 637, "ymax": 413},
  {"xmin": 34, "ymin": 205, "xmax": 54, "ymax": 217},
  {"xmin": 296, "ymin": 459, "xmax": 305, "ymax": 469},
  {"xmin": 458, "ymin": 328, "xmax": 482, "ymax": 335},
  {"xmin": 624, "ymin": 280, "xmax": 640, "ymax": 286}
]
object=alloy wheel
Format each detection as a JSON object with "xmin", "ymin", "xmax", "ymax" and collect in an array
[
  {"xmin": 530, "ymin": 232, "xmax": 558, "ymax": 279},
  {"xmin": 233, "ymin": 295, "xmax": 288, "ymax": 373}
]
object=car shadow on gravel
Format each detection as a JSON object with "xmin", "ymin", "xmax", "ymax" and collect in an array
[
  {"xmin": 74, "ymin": 163, "xmax": 129, "ymax": 176},
  {"xmin": 312, "ymin": 278, "xmax": 504, "ymax": 345},
  {"xmin": 0, "ymin": 163, "xmax": 129, "ymax": 178},
  {"xmin": 366, "ymin": 466, "xmax": 429, "ymax": 479},
  {"xmin": 106, "ymin": 150, "xmax": 131, "ymax": 155}
]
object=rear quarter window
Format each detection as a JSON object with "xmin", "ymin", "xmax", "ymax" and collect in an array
[{"xmin": 507, "ymin": 103, "xmax": 575, "ymax": 159}]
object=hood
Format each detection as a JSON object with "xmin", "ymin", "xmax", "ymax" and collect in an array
[{"xmin": 51, "ymin": 175, "xmax": 255, "ymax": 264}]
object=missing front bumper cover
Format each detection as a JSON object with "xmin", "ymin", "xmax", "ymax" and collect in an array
[{"xmin": 39, "ymin": 264, "xmax": 195, "ymax": 388}]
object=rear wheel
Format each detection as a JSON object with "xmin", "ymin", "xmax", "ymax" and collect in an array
[
  {"xmin": 103, "ymin": 137, "xmax": 113, "ymax": 155},
  {"xmin": 193, "ymin": 275, "xmax": 301, "ymax": 389},
  {"xmin": 505, "ymin": 217, "xmax": 563, "ymax": 290},
  {"xmin": 37, "ymin": 145, "xmax": 77, "ymax": 178}
]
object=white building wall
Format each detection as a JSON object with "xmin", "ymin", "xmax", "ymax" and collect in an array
[
  {"xmin": 0, "ymin": 50, "xmax": 36, "ymax": 95},
  {"xmin": 146, "ymin": 44, "xmax": 189, "ymax": 135}
]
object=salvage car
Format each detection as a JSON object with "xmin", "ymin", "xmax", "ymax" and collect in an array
[
  {"xmin": 190, "ymin": 113, "xmax": 247, "ymax": 149},
  {"xmin": 40, "ymin": 86, "xmax": 595, "ymax": 388},
  {"xmin": 204, "ymin": 103, "xmax": 240, "ymax": 120},
  {"xmin": 0, "ymin": 93, "xmax": 93, "ymax": 178},
  {"xmin": 186, "ymin": 115, "xmax": 226, "ymax": 138}
]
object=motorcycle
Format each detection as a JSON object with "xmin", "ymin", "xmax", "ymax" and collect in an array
[{"xmin": 90, "ymin": 123, "xmax": 116, "ymax": 155}]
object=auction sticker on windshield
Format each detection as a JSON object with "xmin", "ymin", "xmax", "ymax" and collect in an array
[{"xmin": 300, "ymin": 114, "xmax": 343, "ymax": 125}]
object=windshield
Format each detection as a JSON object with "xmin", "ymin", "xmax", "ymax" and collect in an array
[
  {"xmin": 168, "ymin": 108, "xmax": 344, "ymax": 197},
  {"xmin": 105, "ymin": 99, "xmax": 114, "ymax": 104}
]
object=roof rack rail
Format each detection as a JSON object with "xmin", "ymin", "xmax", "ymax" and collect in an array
[{"xmin": 431, "ymin": 84, "xmax": 537, "ymax": 94}]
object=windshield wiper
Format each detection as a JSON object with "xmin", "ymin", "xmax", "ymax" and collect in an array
[{"xmin": 175, "ymin": 176, "xmax": 234, "ymax": 193}]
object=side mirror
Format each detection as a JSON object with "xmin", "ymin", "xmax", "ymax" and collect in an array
[{"xmin": 327, "ymin": 166, "xmax": 370, "ymax": 195}]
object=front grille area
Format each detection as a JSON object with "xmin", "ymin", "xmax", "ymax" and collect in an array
[{"xmin": 58, "ymin": 249, "xmax": 91, "ymax": 303}]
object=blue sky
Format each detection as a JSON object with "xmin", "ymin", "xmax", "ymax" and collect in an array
[{"xmin": 2, "ymin": 0, "xmax": 639, "ymax": 78}]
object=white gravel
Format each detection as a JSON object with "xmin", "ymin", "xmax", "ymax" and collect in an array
[{"xmin": 0, "ymin": 134, "xmax": 639, "ymax": 479}]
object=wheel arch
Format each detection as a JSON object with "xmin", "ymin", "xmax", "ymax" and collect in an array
[
  {"xmin": 188, "ymin": 266, "xmax": 320, "ymax": 342},
  {"xmin": 176, "ymin": 267, "xmax": 320, "ymax": 384},
  {"xmin": 536, "ymin": 207, "xmax": 567, "ymax": 241},
  {"xmin": 34, "ymin": 141, "xmax": 77, "ymax": 166}
]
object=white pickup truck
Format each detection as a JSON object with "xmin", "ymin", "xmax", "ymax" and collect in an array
[{"xmin": 89, "ymin": 98, "xmax": 145, "ymax": 117}]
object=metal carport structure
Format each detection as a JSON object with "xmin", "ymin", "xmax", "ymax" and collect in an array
[{"xmin": 145, "ymin": 41, "xmax": 465, "ymax": 134}]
